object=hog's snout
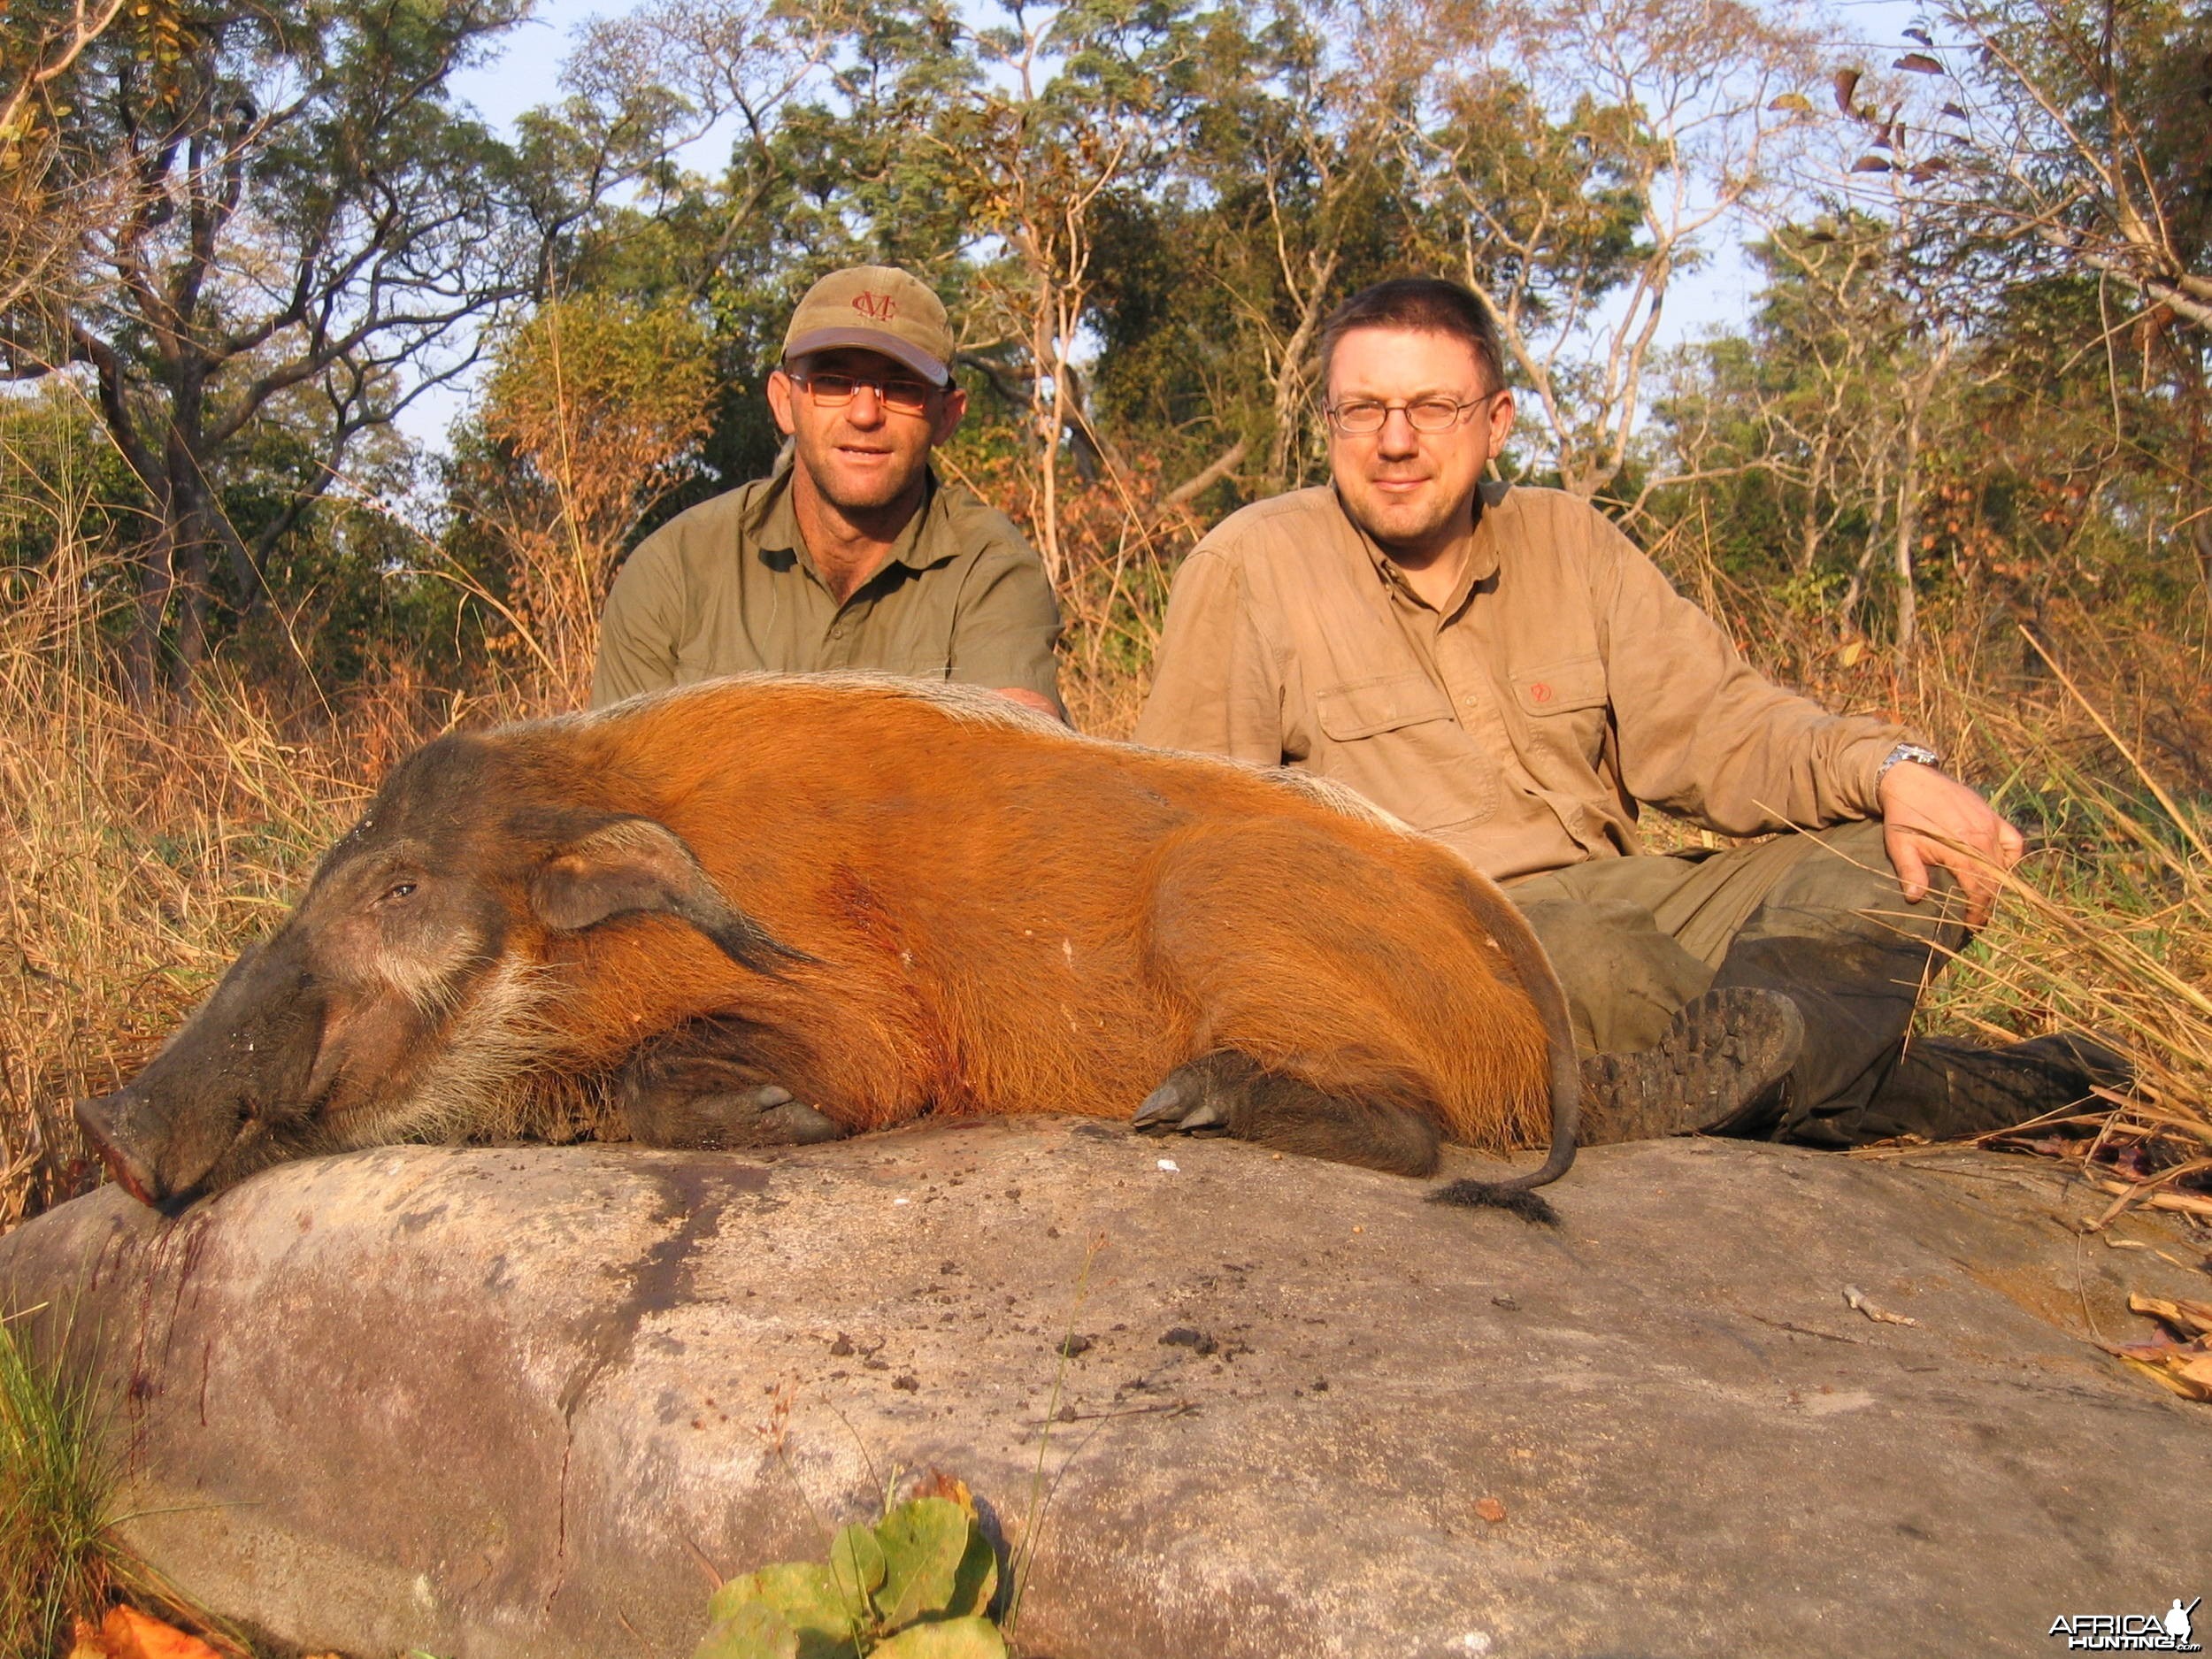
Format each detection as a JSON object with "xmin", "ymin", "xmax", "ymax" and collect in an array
[
  {"xmin": 75, "ymin": 1088, "xmax": 166, "ymax": 1205},
  {"xmin": 75, "ymin": 1081, "xmax": 252, "ymax": 1208}
]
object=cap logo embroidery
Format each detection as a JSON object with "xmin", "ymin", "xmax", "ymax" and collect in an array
[
  {"xmin": 1529, "ymin": 682, "xmax": 1555, "ymax": 704},
  {"xmin": 852, "ymin": 291, "xmax": 899, "ymax": 322}
]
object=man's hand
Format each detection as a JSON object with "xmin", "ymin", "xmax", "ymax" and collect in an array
[{"xmin": 1877, "ymin": 760, "xmax": 2025, "ymax": 926}]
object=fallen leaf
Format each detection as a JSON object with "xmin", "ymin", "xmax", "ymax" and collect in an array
[
  {"xmin": 2129, "ymin": 1293, "xmax": 2212, "ymax": 1338},
  {"xmin": 1842, "ymin": 1286, "xmax": 1920, "ymax": 1326},
  {"xmin": 1475, "ymin": 1497, "xmax": 1508, "ymax": 1524},
  {"xmin": 2114, "ymin": 1354, "xmax": 2211, "ymax": 1401},
  {"xmin": 94, "ymin": 1609, "xmax": 221, "ymax": 1659},
  {"xmin": 1837, "ymin": 638, "xmax": 1866, "ymax": 667}
]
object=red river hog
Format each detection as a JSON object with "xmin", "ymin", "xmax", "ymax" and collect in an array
[{"xmin": 75, "ymin": 676, "xmax": 1578, "ymax": 1218}]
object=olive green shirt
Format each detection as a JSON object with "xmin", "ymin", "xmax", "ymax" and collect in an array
[
  {"xmin": 1134, "ymin": 483, "xmax": 1919, "ymax": 883},
  {"xmin": 590, "ymin": 463, "xmax": 1063, "ymax": 710}
]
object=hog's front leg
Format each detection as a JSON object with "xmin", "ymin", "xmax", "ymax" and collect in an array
[{"xmin": 616, "ymin": 1023, "xmax": 844, "ymax": 1149}]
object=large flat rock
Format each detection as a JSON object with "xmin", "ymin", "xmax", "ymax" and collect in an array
[{"xmin": 2, "ymin": 1122, "xmax": 2205, "ymax": 1659}]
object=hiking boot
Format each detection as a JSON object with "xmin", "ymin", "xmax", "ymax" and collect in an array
[
  {"xmin": 1580, "ymin": 987, "xmax": 1806, "ymax": 1145},
  {"xmin": 1847, "ymin": 1032, "xmax": 2135, "ymax": 1143}
]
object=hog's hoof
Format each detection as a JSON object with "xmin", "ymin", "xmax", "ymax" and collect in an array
[
  {"xmin": 626, "ymin": 1083, "xmax": 846, "ymax": 1150},
  {"xmin": 748, "ymin": 1088, "xmax": 846, "ymax": 1146},
  {"xmin": 1133, "ymin": 1060, "xmax": 1239, "ymax": 1136}
]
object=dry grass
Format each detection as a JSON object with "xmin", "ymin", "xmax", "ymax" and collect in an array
[
  {"xmin": 1649, "ymin": 518, "xmax": 2212, "ymax": 1206},
  {"xmin": 0, "ymin": 547, "xmax": 391, "ymax": 1225}
]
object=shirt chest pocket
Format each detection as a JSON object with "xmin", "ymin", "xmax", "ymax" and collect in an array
[
  {"xmin": 1511, "ymin": 654, "xmax": 1609, "ymax": 764},
  {"xmin": 1312, "ymin": 673, "xmax": 1497, "ymax": 831},
  {"xmin": 1512, "ymin": 655, "xmax": 1608, "ymax": 715},
  {"xmin": 1317, "ymin": 673, "xmax": 1457, "ymax": 739}
]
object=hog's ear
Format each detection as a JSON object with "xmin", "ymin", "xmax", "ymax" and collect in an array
[{"xmin": 530, "ymin": 817, "xmax": 810, "ymax": 978}]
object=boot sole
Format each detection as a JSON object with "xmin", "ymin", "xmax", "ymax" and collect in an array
[{"xmin": 1586, "ymin": 987, "xmax": 1807, "ymax": 1141}]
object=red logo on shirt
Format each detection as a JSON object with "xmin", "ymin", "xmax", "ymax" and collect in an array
[
  {"xmin": 853, "ymin": 291, "xmax": 900, "ymax": 321},
  {"xmin": 1530, "ymin": 682, "xmax": 1555, "ymax": 704}
]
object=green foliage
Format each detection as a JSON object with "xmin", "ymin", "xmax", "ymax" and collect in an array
[
  {"xmin": 1, "ymin": 0, "xmax": 549, "ymax": 699},
  {"xmin": 695, "ymin": 1496, "xmax": 1004, "ymax": 1659},
  {"xmin": 0, "ymin": 0, "xmax": 2202, "ymax": 705},
  {"xmin": 483, "ymin": 294, "xmax": 716, "ymax": 480},
  {"xmin": 0, "ymin": 1309, "xmax": 121, "ymax": 1656},
  {"xmin": 0, "ymin": 381, "xmax": 141, "ymax": 577}
]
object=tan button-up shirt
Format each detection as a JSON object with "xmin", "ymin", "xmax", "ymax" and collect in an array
[
  {"xmin": 1134, "ymin": 483, "xmax": 1916, "ymax": 882},
  {"xmin": 591, "ymin": 463, "xmax": 1062, "ymax": 710}
]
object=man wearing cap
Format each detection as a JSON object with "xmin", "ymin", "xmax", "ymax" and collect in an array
[{"xmin": 592, "ymin": 265, "xmax": 1064, "ymax": 718}]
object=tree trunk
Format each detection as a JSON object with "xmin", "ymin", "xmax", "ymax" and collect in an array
[
  {"xmin": 1031, "ymin": 273, "xmax": 1064, "ymax": 588},
  {"xmin": 1892, "ymin": 419, "xmax": 1923, "ymax": 660},
  {"xmin": 174, "ymin": 531, "xmax": 210, "ymax": 695},
  {"xmin": 1890, "ymin": 357, "xmax": 1945, "ymax": 663},
  {"xmin": 1264, "ymin": 250, "xmax": 1339, "ymax": 493},
  {"xmin": 127, "ymin": 522, "xmax": 173, "ymax": 710}
]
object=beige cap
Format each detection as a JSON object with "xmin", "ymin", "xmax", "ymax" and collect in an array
[{"xmin": 782, "ymin": 265, "xmax": 955, "ymax": 386}]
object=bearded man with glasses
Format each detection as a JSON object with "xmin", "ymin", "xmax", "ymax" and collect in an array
[
  {"xmin": 1136, "ymin": 275, "xmax": 2124, "ymax": 1150},
  {"xmin": 593, "ymin": 265, "xmax": 1063, "ymax": 718}
]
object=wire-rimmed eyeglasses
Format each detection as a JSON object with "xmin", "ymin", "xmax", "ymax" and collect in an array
[{"xmin": 1323, "ymin": 393, "xmax": 1501, "ymax": 434}]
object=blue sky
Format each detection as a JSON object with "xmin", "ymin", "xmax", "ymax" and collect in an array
[{"xmin": 449, "ymin": 0, "xmax": 603, "ymax": 131}]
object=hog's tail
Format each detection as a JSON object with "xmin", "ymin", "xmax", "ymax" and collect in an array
[{"xmin": 1427, "ymin": 878, "xmax": 1579, "ymax": 1226}]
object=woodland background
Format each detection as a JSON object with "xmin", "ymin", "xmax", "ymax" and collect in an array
[{"xmin": 1, "ymin": 0, "xmax": 2208, "ymax": 1230}]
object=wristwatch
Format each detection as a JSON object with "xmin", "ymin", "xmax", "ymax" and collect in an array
[{"xmin": 1877, "ymin": 741, "xmax": 1943, "ymax": 783}]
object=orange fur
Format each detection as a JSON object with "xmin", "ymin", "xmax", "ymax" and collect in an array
[{"xmin": 500, "ymin": 678, "xmax": 1555, "ymax": 1151}]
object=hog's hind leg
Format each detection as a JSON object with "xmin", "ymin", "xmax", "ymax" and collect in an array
[
  {"xmin": 1139, "ymin": 821, "xmax": 1467, "ymax": 1177},
  {"xmin": 618, "ymin": 1021, "xmax": 844, "ymax": 1150},
  {"xmin": 1134, "ymin": 1050, "xmax": 1444, "ymax": 1176}
]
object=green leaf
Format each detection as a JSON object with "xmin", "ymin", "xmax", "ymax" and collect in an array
[
  {"xmin": 872, "ymin": 1497, "xmax": 972, "ymax": 1628},
  {"xmin": 944, "ymin": 1514, "xmax": 999, "ymax": 1620},
  {"xmin": 831, "ymin": 1520, "xmax": 889, "ymax": 1607},
  {"xmin": 694, "ymin": 1601, "xmax": 801, "ymax": 1659},
  {"xmin": 706, "ymin": 1560, "xmax": 863, "ymax": 1647},
  {"xmin": 868, "ymin": 1617, "xmax": 1010, "ymax": 1659}
]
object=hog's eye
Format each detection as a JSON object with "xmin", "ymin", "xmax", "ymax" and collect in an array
[{"xmin": 381, "ymin": 881, "xmax": 418, "ymax": 904}]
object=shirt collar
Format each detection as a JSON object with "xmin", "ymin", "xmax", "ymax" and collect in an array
[
  {"xmin": 1337, "ymin": 478, "xmax": 1510, "ymax": 613},
  {"xmin": 749, "ymin": 457, "xmax": 951, "ymax": 580}
]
